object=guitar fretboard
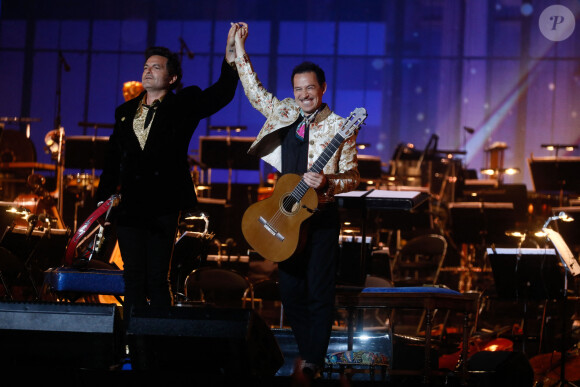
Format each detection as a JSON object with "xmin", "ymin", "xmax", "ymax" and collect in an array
[{"xmin": 290, "ymin": 132, "xmax": 346, "ymax": 202}]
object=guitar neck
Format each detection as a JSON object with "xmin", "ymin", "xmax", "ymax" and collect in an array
[{"xmin": 291, "ymin": 132, "xmax": 346, "ymax": 202}]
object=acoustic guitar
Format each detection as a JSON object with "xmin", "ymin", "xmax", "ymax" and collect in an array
[{"xmin": 241, "ymin": 107, "xmax": 367, "ymax": 262}]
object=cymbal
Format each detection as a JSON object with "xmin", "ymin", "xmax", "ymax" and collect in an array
[
  {"xmin": 78, "ymin": 122, "xmax": 114, "ymax": 129},
  {"xmin": 0, "ymin": 117, "xmax": 41, "ymax": 123}
]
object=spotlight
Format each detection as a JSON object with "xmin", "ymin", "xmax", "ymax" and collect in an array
[
  {"xmin": 504, "ymin": 168, "xmax": 520, "ymax": 175},
  {"xmin": 543, "ymin": 211, "xmax": 574, "ymax": 229},
  {"xmin": 541, "ymin": 144, "xmax": 578, "ymax": 151},
  {"xmin": 541, "ymin": 144, "xmax": 578, "ymax": 157}
]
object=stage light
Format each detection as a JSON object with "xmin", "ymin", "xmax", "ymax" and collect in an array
[
  {"xmin": 479, "ymin": 167, "xmax": 520, "ymax": 177},
  {"xmin": 541, "ymin": 144, "xmax": 578, "ymax": 151},
  {"xmin": 541, "ymin": 144, "xmax": 578, "ymax": 157},
  {"xmin": 543, "ymin": 211, "xmax": 574, "ymax": 229},
  {"xmin": 541, "ymin": 213, "xmax": 579, "ymax": 277}
]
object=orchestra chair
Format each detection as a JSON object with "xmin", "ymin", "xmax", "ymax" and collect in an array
[
  {"xmin": 250, "ymin": 278, "xmax": 284, "ymax": 328},
  {"xmin": 362, "ymin": 275, "xmax": 393, "ymax": 331},
  {"xmin": 184, "ymin": 266, "xmax": 254, "ymax": 309},
  {"xmin": 332, "ymin": 286, "xmax": 477, "ymax": 385},
  {"xmin": 391, "ymin": 233, "xmax": 449, "ymax": 335},
  {"xmin": 391, "ymin": 233, "xmax": 447, "ymax": 287},
  {"xmin": 325, "ymin": 275, "xmax": 394, "ymax": 381}
]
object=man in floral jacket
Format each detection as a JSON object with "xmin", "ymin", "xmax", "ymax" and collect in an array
[{"xmin": 233, "ymin": 22, "xmax": 360, "ymax": 379}]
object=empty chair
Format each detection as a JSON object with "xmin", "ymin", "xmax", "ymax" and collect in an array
[
  {"xmin": 363, "ymin": 275, "xmax": 393, "ymax": 332},
  {"xmin": 251, "ymin": 278, "xmax": 284, "ymax": 328},
  {"xmin": 365, "ymin": 274, "xmax": 393, "ymax": 288},
  {"xmin": 391, "ymin": 234, "xmax": 449, "ymax": 335},
  {"xmin": 391, "ymin": 233, "xmax": 447, "ymax": 287},
  {"xmin": 184, "ymin": 266, "xmax": 253, "ymax": 309}
]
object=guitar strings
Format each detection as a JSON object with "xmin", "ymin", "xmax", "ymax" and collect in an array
[
  {"xmin": 262, "ymin": 111, "xmax": 364, "ymax": 231},
  {"xmin": 264, "ymin": 139, "xmax": 340, "ymax": 230}
]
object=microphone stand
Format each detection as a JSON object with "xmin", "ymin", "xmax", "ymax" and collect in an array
[
  {"xmin": 54, "ymin": 51, "xmax": 70, "ymax": 221},
  {"xmin": 177, "ymin": 38, "xmax": 194, "ymax": 91},
  {"xmin": 542, "ymin": 217, "xmax": 578, "ymax": 387}
]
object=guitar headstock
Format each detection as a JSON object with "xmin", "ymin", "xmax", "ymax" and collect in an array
[{"xmin": 339, "ymin": 107, "xmax": 367, "ymax": 138}]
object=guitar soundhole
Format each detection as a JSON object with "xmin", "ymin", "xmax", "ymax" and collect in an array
[{"xmin": 280, "ymin": 194, "xmax": 299, "ymax": 214}]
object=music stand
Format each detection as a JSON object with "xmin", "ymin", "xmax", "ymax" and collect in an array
[
  {"xmin": 63, "ymin": 136, "xmax": 108, "ymax": 231},
  {"xmin": 199, "ymin": 136, "xmax": 258, "ymax": 202},
  {"xmin": 448, "ymin": 202, "xmax": 515, "ymax": 246},
  {"xmin": 64, "ymin": 136, "xmax": 109, "ymax": 170},
  {"xmin": 199, "ymin": 136, "xmax": 258, "ymax": 170},
  {"xmin": 357, "ymin": 155, "xmax": 382, "ymax": 183},
  {"xmin": 486, "ymin": 246, "xmax": 569, "ymax": 358},
  {"xmin": 335, "ymin": 189, "xmax": 430, "ymax": 286},
  {"xmin": 460, "ymin": 184, "xmax": 528, "ymax": 224},
  {"xmin": 542, "ymin": 227, "xmax": 580, "ymax": 386},
  {"xmin": 486, "ymin": 247, "xmax": 565, "ymax": 301},
  {"xmin": 528, "ymin": 157, "xmax": 580, "ymax": 205},
  {"xmin": 551, "ymin": 207, "xmax": 580, "ymax": 253}
]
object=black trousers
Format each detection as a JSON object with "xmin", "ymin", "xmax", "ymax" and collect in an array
[
  {"xmin": 116, "ymin": 211, "xmax": 179, "ymax": 322},
  {"xmin": 278, "ymin": 204, "xmax": 340, "ymax": 367}
]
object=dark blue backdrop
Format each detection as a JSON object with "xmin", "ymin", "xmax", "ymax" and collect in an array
[{"xmin": 1, "ymin": 0, "xmax": 579, "ymax": 191}]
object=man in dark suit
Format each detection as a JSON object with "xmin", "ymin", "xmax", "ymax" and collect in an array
[{"xmin": 96, "ymin": 25, "xmax": 239, "ymax": 320}]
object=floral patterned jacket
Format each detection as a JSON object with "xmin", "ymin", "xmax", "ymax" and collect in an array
[{"xmin": 234, "ymin": 54, "xmax": 360, "ymax": 202}]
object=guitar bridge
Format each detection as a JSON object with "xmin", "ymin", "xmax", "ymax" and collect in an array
[{"xmin": 258, "ymin": 216, "xmax": 285, "ymax": 242}]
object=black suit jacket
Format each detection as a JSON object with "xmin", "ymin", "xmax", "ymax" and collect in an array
[{"xmin": 96, "ymin": 59, "xmax": 238, "ymax": 225}]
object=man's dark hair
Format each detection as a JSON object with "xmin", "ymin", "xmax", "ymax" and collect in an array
[
  {"xmin": 145, "ymin": 46, "xmax": 182, "ymax": 90},
  {"xmin": 291, "ymin": 61, "xmax": 326, "ymax": 87}
]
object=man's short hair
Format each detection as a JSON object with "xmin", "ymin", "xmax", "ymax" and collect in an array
[
  {"xmin": 291, "ymin": 61, "xmax": 326, "ymax": 87},
  {"xmin": 145, "ymin": 46, "xmax": 182, "ymax": 90}
]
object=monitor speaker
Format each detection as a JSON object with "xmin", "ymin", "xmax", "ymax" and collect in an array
[
  {"xmin": 126, "ymin": 306, "xmax": 284, "ymax": 377},
  {"xmin": 0, "ymin": 301, "xmax": 123, "ymax": 370}
]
